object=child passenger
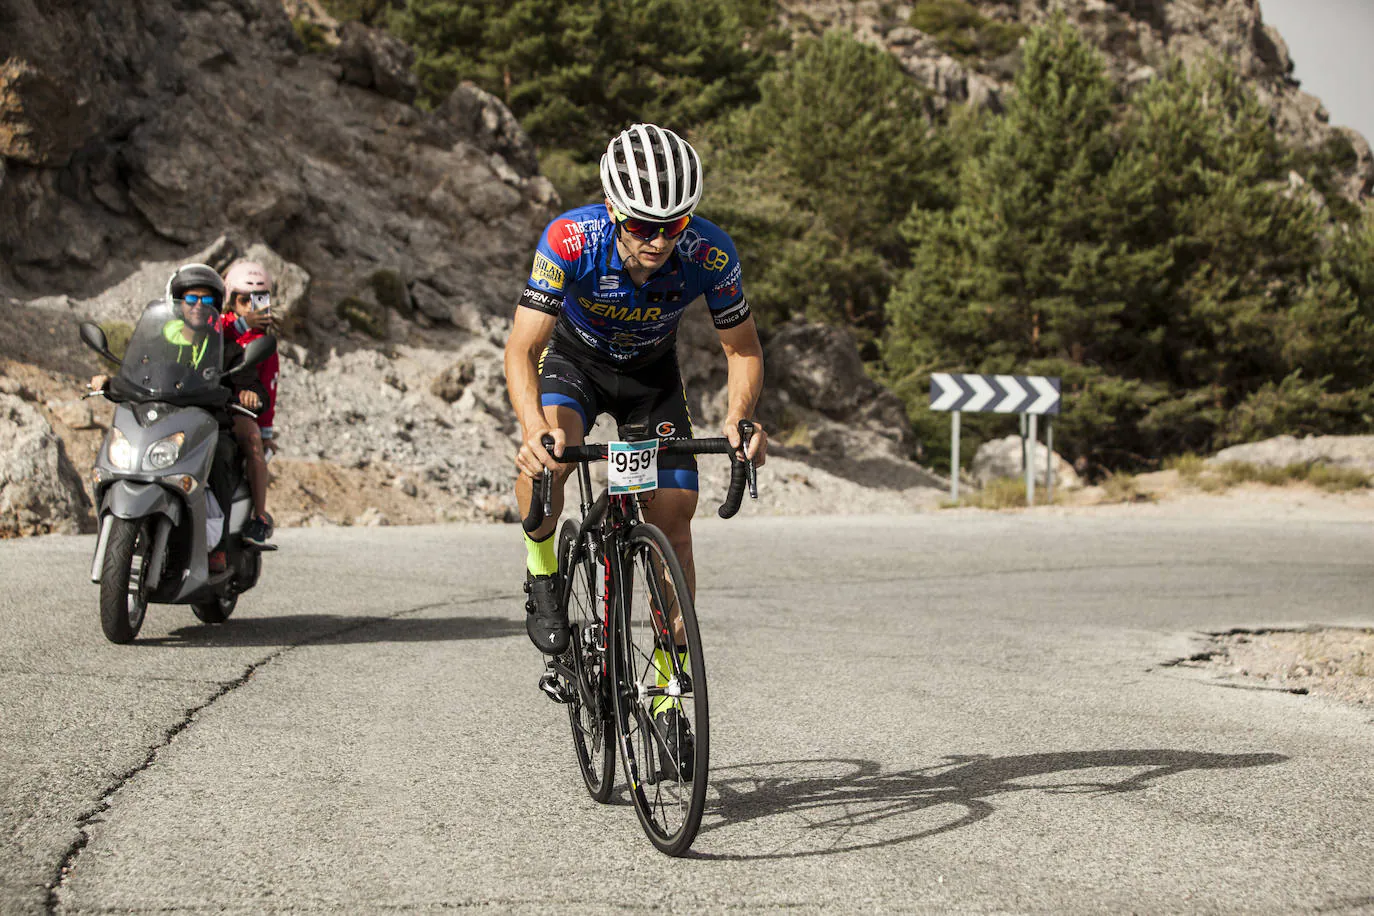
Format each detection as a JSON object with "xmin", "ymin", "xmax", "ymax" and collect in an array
[{"xmin": 221, "ymin": 260, "xmax": 280, "ymax": 546}]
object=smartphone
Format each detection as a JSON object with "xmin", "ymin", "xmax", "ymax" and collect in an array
[{"xmin": 251, "ymin": 292, "xmax": 271, "ymax": 314}]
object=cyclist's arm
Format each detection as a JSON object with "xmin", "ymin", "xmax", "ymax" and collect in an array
[
  {"xmin": 716, "ymin": 316, "xmax": 768, "ymax": 465},
  {"xmin": 504, "ymin": 305, "xmax": 562, "ymax": 474}
]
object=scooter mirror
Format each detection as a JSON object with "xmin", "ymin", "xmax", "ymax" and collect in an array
[
  {"xmin": 79, "ymin": 321, "xmax": 118, "ymax": 364},
  {"xmin": 227, "ymin": 334, "xmax": 278, "ymax": 374}
]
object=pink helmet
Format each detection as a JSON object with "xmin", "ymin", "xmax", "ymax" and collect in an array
[{"xmin": 223, "ymin": 260, "xmax": 273, "ymax": 295}]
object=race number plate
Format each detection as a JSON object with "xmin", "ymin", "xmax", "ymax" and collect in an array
[{"xmin": 607, "ymin": 439, "xmax": 659, "ymax": 495}]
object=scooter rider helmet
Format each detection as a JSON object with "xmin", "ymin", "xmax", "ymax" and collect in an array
[
  {"xmin": 222, "ymin": 260, "xmax": 273, "ymax": 296},
  {"xmin": 165, "ymin": 263, "xmax": 226, "ymax": 331},
  {"xmin": 600, "ymin": 123, "xmax": 703, "ymax": 221},
  {"xmin": 166, "ymin": 263, "xmax": 227, "ymax": 304}
]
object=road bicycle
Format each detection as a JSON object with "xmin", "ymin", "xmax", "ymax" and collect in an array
[{"xmin": 522, "ymin": 421, "xmax": 757, "ymax": 855}]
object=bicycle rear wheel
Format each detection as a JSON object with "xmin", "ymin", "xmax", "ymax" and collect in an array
[
  {"xmin": 612, "ymin": 522, "xmax": 709, "ymax": 856},
  {"xmin": 558, "ymin": 519, "xmax": 615, "ymax": 802}
]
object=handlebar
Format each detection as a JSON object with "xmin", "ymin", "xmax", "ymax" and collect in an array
[{"xmin": 521, "ymin": 420, "xmax": 759, "ymax": 532}]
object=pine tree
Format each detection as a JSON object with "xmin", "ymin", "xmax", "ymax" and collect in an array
[{"xmin": 702, "ymin": 31, "xmax": 946, "ymax": 335}]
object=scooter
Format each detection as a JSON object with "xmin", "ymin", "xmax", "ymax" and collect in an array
[{"xmin": 79, "ymin": 304, "xmax": 277, "ymax": 643}]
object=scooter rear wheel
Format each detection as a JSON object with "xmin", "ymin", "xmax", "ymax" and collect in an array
[{"xmin": 100, "ymin": 517, "xmax": 152, "ymax": 644}]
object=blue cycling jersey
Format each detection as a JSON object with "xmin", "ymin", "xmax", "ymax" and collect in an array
[{"xmin": 518, "ymin": 203, "xmax": 751, "ymax": 367}]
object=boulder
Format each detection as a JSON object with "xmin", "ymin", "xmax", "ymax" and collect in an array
[
  {"xmin": 1209, "ymin": 435, "xmax": 1374, "ymax": 472},
  {"xmin": 433, "ymin": 83, "xmax": 541, "ymax": 177},
  {"xmin": 430, "ymin": 361, "xmax": 475, "ymax": 403},
  {"xmin": 0, "ymin": 394, "xmax": 92, "ymax": 536},
  {"xmin": 766, "ymin": 320, "xmax": 880, "ymax": 416},
  {"xmin": 972, "ymin": 435, "xmax": 1082, "ymax": 490},
  {"xmin": 334, "ymin": 21, "xmax": 417, "ymax": 104}
]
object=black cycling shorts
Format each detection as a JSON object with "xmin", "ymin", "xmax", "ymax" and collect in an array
[{"xmin": 539, "ymin": 346, "xmax": 698, "ymax": 490}]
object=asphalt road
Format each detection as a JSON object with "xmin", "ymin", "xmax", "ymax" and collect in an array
[{"xmin": 2, "ymin": 511, "xmax": 1372, "ymax": 914}]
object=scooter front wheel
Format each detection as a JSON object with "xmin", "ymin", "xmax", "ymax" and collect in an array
[{"xmin": 100, "ymin": 517, "xmax": 152, "ymax": 644}]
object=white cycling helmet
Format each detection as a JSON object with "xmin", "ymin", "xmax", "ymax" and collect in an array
[{"xmin": 600, "ymin": 123, "xmax": 703, "ymax": 221}]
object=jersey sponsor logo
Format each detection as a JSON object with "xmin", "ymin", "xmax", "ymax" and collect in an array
[
  {"xmin": 713, "ymin": 280, "xmax": 740, "ymax": 300},
  {"xmin": 521, "ymin": 286, "xmax": 563, "ymax": 314},
  {"xmin": 711, "ymin": 263, "xmax": 742, "ymax": 294},
  {"xmin": 549, "ymin": 219, "xmax": 586, "ymax": 259},
  {"xmin": 584, "ymin": 300, "xmax": 665, "ymax": 322},
  {"xmin": 532, "ymin": 253, "xmax": 566, "ymax": 291},
  {"xmin": 711, "ymin": 297, "xmax": 751, "ymax": 329},
  {"xmin": 675, "ymin": 229, "xmax": 730, "ymax": 271},
  {"xmin": 599, "ymin": 275, "xmax": 620, "ymax": 292},
  {"xmin": 655, "ymin": 421, "xmax": 676, "ymax": 437},
  {"xmin": 695, "ymin": 246, "xmax": 730, "ymax": 272},
  {"xmin": 676, "ymin": 228, "xmax": 705, "ymax": 258}
]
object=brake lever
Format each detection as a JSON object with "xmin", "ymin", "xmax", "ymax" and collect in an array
[
  {"xmin": 738, "ymin": 419, "xmax": 758, "ymax": 500},
  {"xmin": 539, "ymin": 434, "xmax": 556, "ymax": 519}
]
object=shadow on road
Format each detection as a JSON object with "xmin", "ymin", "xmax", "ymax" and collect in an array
[
  {"xmin": 695, "ymin": 749, "xmax": 1287, "ymax": 860},
  {"xmin": 138, "ymin": 614, "xmax": 524, "ymax": 647}
]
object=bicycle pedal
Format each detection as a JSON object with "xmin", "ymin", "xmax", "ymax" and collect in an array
[{"xmin": 537, "ymin": 670, "xmax": 571, "ymax": 704}]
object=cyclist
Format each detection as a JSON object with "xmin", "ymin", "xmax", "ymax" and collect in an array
[
  {"xmin": 505, "ymin": 122, "xmax": 769, "ymax": 667},
  {"xmin": 221, "ymin": 260, "xmax": 279, "ymax": 548},
  {"xmin": 90, "ymin": 264, "xmax": 267, "ymax": 572}
]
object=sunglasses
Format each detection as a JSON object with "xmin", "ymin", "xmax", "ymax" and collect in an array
[
  {"xmin": 180, "ymin": 294, "xmax": 218, "ymax": 307},
  {"xmin": 615, "ymin": 210, "xmax": 692, "ymax": 242}
]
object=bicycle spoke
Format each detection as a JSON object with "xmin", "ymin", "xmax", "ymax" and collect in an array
[
  {"xmin": 614, "ymin": 524, "xmax": 709, "ymax": 855},
  {"xmin": 559, "ymin": 520, "xmax": 614, "ymax": 802}
]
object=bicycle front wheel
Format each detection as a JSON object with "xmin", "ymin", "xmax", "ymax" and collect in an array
[
  {"xmin": 612, "ymin": 522, "xmax": 709, "ymax": 856},
  {"xmin": 558, "ymin": 519, "xmax": 615, "ymax": 802}
]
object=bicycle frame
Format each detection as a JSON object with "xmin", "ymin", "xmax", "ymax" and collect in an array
[{"xmin": 566, "ymin": 465, "xmax": 690, "ymax": 783}]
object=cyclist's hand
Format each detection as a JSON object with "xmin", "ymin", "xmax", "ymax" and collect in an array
[
  {"xmin": 238, "ymin": 390, "xmax": 262, "ymax": 410},
  {"xmin": 724, "ymin": 418, "xmax": 767, "ymax": 467},
  {"xmin": 89, "ymin": 374, "xmax": 108, "ymax": 393},
  {"xmin": 516, "ymin": 426, "xmax": 566, "ymax": 478}
]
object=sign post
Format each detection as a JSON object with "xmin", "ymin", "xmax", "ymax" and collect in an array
[
  {"xmin": 930, "ymin": 373, "xmax": 1062, "ymax": 506},
  {"xmin": 950, "ymin": 410, "xmax": 961, "ymax": 502}
]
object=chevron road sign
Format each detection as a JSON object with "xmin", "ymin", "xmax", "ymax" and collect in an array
[
  {"xmin": 929, "ymin": 372, "xmax": 1063, "ymax": 506},
  {"xmin": 929, "ymin": 373, "xmax": 1061, "ymax": 415}
]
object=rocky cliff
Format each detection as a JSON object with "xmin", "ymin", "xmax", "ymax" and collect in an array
[
  {"xmin": 780, "ymin": 0, "xmax": 1372, "ymax": 201},
  {"xmin": 2, "ymin": 0, "xmax": 1366, "ymax": 536}
]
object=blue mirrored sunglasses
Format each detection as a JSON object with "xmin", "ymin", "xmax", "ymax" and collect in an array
[{"xmin": 180, "ymin": 294, "xmax": 218, "ymax": 307}]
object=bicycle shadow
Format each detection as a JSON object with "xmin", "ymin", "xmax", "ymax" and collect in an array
[
  {"xmin": 138, "ymin": 613, "xmax": 524, "ymax": 647},
  {"xmin": 694, "ymin": 749, "xmax": 1286, "ymax": 860}
]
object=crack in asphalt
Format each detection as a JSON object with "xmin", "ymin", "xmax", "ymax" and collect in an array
[{"xmin": 42, "ymin": 599, "xmax": 457, "ymax": 915}]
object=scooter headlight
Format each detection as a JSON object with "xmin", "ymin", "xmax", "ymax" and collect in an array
[
  {"xmin": 144, "ymin": 432, "xmax": 185, "ymax": 471},
  {"xmin": 108, "ymin": 428, "xmax": 136, "ymax": 471}
]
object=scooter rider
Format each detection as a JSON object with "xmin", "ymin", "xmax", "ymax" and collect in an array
[{"xmin": 90, "ymin": 264, "xmax": 267, "ymax": 572}]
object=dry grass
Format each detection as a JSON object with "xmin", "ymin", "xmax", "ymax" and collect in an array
[
  {"xmin": 1168, "ymin": 459, "xmax": 1374, "ymax": 494},
  {"xmin": 1164, "ymin": 453, "xmax": 1206, "ymax": 484},
  {"xmin": 943, "ymin": 476, "xmax": 1064, "ymax": 510},
  {"xmin": 1099, "ymin": 471, "xmax": 1154, "ymax": 504}
]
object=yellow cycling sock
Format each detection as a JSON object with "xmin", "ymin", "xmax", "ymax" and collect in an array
[
  {"xmin": 524, "ymin": 531, "xmax": 557, "ymax": 577},
  {"xmin": 651, "ymin": 647, "xmax": 689, "ymax": 717}
]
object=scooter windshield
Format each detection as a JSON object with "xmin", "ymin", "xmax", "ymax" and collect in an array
[{"xmin": 114, "ymin": 301, "xmax": 227, "ymax": 402}]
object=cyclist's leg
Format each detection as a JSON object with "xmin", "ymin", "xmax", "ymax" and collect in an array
[
  {"xmin": 624, "ymin": 352, "xmax": 699, "ymax": 639},
  {"xmin": 518, "ymin": 349, "xmax": 598, "ymax": 654},
  {"xmin": 516, "ymin": 347, "xmax": 597, "ymax": 543},
  {"xmin": 514, "ymin": 405, "xmax": 583, "ymax": 541}
]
